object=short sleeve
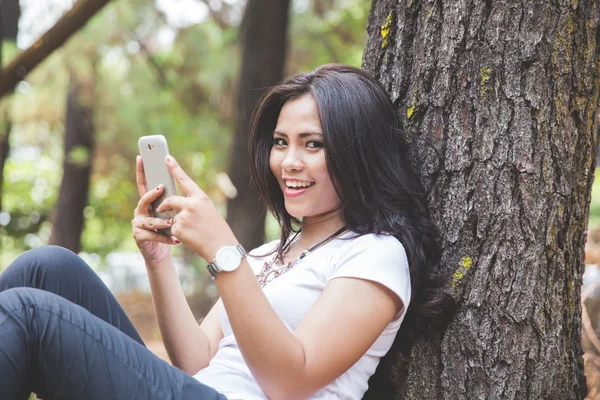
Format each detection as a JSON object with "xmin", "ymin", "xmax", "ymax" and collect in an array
[{"xmin": 330, "ymin": 234, "xmax": 411, "ymax": 320}]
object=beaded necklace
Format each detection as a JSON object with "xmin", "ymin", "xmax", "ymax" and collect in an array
[{"xmin": 256, "ymin": 225, "xmax": 348, "ymax": 288}]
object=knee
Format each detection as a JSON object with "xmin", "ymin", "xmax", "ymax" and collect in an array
[
  {"xmin": 0, "ymin": 287, "xmax": 46, "ymax": 310},
  {"xmin": 15, "ymin": 246, "xmax": 79, "ymax": 268},
  {"xmin": 2, "ymin": 246, "xmax": 93, "ymax": 288},
  {"xmin": 0, "ymin": 287, "xmax": 64, "ymax": 332}
]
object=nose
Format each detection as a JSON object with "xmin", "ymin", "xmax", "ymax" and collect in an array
[{"xmin": 281, "ymin": 147, "xmax": 304, "ymax": 171}]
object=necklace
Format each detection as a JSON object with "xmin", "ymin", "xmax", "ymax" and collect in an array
[{"xmin": 256, "ymin": 225, "xmax": 348, "ymax": 288}]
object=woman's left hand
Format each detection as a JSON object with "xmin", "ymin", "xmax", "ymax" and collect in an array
[{"xmin": 156, "ymin": 155, "xmax": 238, "ymax": 261}]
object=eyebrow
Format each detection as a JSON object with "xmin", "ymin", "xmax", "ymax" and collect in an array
[{"xmin": 273, "ymin": 131, "xmax": 323, "ymax": 138}]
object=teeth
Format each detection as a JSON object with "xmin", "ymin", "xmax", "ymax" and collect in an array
[{"xmin": 286, "ymin": 181, "xmax": 314, "ymax": 188}]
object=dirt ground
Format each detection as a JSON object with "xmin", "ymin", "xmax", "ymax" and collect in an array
[{"xmin": 116, "ymin": 290, "xmax": 215, "ymax": 364}]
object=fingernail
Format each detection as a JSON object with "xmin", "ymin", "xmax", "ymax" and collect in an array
[
  {"xmin": 166, "ymin": 218, "xmax": 173, "ymax": 225},
  {"xmin": 155, "ymin": 184, "xmax": 163, "ymax": 191},
  {"xmin": 174, "ymin": 239, "xmax": 181, "ymax": 244},
  {"xmin": 166, "ymin": 156, "xmax": 173, "ymax": 164}
]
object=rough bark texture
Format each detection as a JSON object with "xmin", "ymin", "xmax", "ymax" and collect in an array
[
  {"xmin": 362, "ymin": 0, "xmax": 600, "ymax": 398},
  {"xmin": 226, "ymin": 0, "xmax": 290, "ymax": 250},
  {"xmin": 0, "ymin": 0, "xmax": 111, "ymax": 100},
  {"xmin": 49, "ymin": 75, "xmax": 95, "ymax": 253}
]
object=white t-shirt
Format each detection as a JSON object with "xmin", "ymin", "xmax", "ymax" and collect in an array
[{"xmin": 194, "ymin": 232, "xmax": 411, "ymax": 400}]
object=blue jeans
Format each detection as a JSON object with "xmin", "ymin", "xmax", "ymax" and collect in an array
[{"xmin": 0, "ymin": 246, "xmax": 227, "ymax": 400}]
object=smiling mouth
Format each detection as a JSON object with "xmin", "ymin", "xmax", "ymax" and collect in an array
[{"xmin": 284, "ymin": 182, "xmax": 315, "ymax": 190}]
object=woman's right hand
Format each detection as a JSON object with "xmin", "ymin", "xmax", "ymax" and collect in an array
[{"xmin": 132, "ymin": 155, "xmax": 179, "ymax": 266}]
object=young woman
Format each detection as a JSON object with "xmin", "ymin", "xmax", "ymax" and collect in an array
[{"xmin": 0, "ymin": 64, "xmax": 453, "ymax": 399}]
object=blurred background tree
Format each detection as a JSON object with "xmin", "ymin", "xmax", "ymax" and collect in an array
[
  {"xmin": 0, "ymin": 0, "xmax": 20, "ymax": 213},
  {"xmin": 226, "ymin": 0, "xmax": 290, "ymax": 251}
]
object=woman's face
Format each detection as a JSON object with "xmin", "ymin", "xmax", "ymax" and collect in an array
[{"xmin": 269, "ymin": 94, "xmax": 341, "ymax": 220}]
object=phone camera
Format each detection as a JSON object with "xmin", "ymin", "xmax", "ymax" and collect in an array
[{"xmin": 147, "ymin": 144, "xmax": 152, "ymax": 150}]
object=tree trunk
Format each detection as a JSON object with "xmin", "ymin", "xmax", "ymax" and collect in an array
[
  {"xmin": 1, "ymin": 0, "xmax": 20, "ymax": 42},
  {"xmin": 362, "ymin": 0, "xmax": 600, "ymax": 398},
  {"xmin": 226, "ymin": 0, "xmax": 291, "ymax": 250},
  {"xmin": 0, "ymin": 0, "xmax": 20, "ymax": 211},
  {"xmin": 0, "ymin": 117, "xmax": 10, "ymax": 212},
  {"xmin": 49, "ymin": 74, "xmax": 95, "ymax": 253}
]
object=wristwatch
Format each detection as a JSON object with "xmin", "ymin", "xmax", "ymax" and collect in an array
[{"xmin": 206, "ymin": 244, "xmax": 247, "ymax": 278}]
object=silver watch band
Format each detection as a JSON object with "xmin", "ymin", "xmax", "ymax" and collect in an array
[{"xmin": 206, "ymin": 244, "xmax": 247, "ymax": 278}]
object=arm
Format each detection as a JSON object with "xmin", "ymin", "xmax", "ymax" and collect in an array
[
  {"xmin": 131, "ymin": 155, "xmax": 222, "ymax": 375},
  {"xmin": 216, "ymin": 266, "xmax": 402, "ymax": 400},
  {"xmin": 146, "ymin": 256, "xmax": 223, "ymax": 375}
]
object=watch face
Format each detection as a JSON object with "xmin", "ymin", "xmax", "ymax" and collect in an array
[{"xmin": 216, "ymin": 247, "xmax": 242, "ymax": 272}]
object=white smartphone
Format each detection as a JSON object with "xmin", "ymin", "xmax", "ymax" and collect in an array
[{"xmin": 138, "ymin": 135, "xmax": 177, "ymax": 236}]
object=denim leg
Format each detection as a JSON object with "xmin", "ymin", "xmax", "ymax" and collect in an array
[
  {"xmin": 0, "ymin": 287, "xmax": 227, "ymax": 400},
  {"xmin": 0, "ymin": 245, "xmax": 144, "ymax": 345}
]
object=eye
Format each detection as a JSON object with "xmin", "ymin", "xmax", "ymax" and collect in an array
[
  {"xmin": 306, "ymin": 141, "xmax": 323, "ymax": 149},
  {"xmin": 273, "ymin": 138, "xmax": 287, "ymax": 146}
]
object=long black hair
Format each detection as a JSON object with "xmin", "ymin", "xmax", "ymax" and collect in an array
[{"xmin": 248, "ymin": 64, "xmax": 455, "ymax": 396}]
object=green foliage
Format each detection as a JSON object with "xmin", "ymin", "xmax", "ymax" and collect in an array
[
  {"xmin": 288, "ymin": 0, "xmax": 369, "ymax": 70},
  {"xmin": 67, "ymin": 145, "xmax": 91, "ymax": 166},
  {"xmin": 1, "ymin": 0, "xmax": 371, "ymax": 268},
  {"xmin": 589, "ymin": 168, "xmax": 600, "ymax": 230},
  {"xmin": 1, "ymin": 41, "xmax": 19, "ymax": 66}
]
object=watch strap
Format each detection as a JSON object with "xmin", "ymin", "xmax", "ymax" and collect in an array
[
  {"xmin": 206, "ymin": 244, "xmax": 247, "ymax": 278},
  {"xmin": 206, "ymin": 261, "xmax": 220, "ymax": 278}
]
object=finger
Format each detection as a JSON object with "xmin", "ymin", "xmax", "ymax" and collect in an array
[
  {"xmin": 132, "ymin": 216, "xmax": 173, "ymax": 230},
  {"xmin": 136, "ymin": 155, "xmax": 148, "ymax": 198},
  {"xmin": 156, "ymin": 195, "xmax": 189, "ymax": 213},
  {"xmin": 136, "ymin": 184, "xmax": 165, "ymax": 211},
  {"xmin": 133, "ymin": 228, "xmax": 179, "ymax": 245},
  {"xmin": 165, "ymin": 155, "xmax": 204, "ymax": 197}
]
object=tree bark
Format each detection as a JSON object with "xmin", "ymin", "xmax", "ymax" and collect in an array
[
  {"xmin": 362, "ymin": 0, "xmax": 600, "ymax": 398},
  {"xmin": 0, "ymin": 0, "xmax": 111, "ymax": 100},
  {"xmin": 226, "ymin": 0, "xmax": 291, "ymax": 250},
  {"xmin": 49, "ymin": 74, "xmax": 95, "ymax": 254}
]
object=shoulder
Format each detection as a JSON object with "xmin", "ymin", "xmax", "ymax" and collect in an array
[
  {"xmin": 328, "ymin": 233, "xmax": 411, "ymax": 318},
  {"xmin": 332, "ymin": 233, "xmax": 408, "ymax": 267}
]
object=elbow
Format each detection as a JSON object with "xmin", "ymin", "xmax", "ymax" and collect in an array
[
  {"xmin": 265, "ymin": 388, "xmax": 311, "ymax": 400},
  {"xmin": 260, "ymin": 343, "xmax": 314, "ymax": 399},
  {"xmin": 263, "ymin": 374, "xmax": 315, "ymax": 400},
  {"xmin": 261, "ymin": 373, "xmax": 315, "ymax": 400},
  {"xmin": 181, "ymin": 365, "xmax": 201, "ymax": 376},
  {"xmin": 174, "ymin": 362, "xmax": 196, "ymax": 376},
  {"xmin": 172, "ymin": 358, "xmax": 207, "ymax": 377}
]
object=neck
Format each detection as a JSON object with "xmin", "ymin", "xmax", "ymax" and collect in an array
[{"xmin": 298, "ymin": 208, "xmax": 346, "ymax": 247}]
